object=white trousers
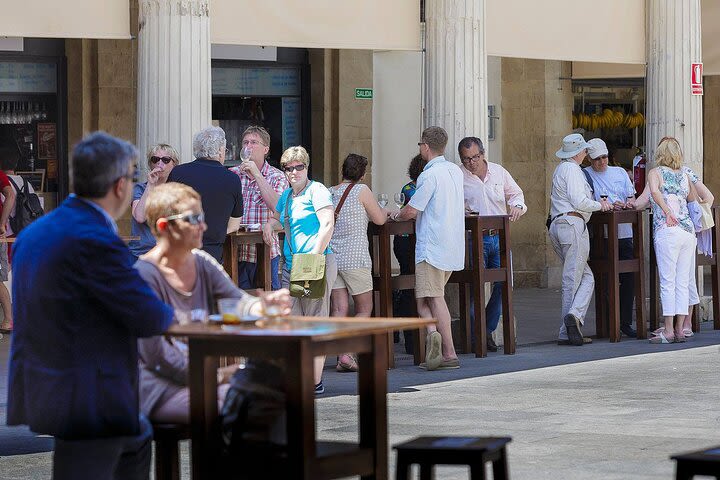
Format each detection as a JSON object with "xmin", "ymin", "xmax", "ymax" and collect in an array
[
  {"xmin": 549, "ymin": 216, "xmax": 595, "ymax": 339},
  {"xmin": 654, "ymin": 227, "xmax": 697, "ymax": 316}
]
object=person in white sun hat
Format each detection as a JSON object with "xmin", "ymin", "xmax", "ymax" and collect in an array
[{"xmin": 549, "ymin": 133, "xmax": 612, "ymax": 346}]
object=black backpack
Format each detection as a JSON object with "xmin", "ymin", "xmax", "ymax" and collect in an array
[{"xmin": 7, "ymin": 176, "xmax": 43, "ymax": 234}]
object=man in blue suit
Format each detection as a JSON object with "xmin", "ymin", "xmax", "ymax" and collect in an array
[{"xmin": 6, "ymin": 132, "xmax": 174, "ymax": 479}]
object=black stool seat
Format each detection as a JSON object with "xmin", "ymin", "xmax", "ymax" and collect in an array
[
  {"xmin": 394, "ymin": 436, "xmax": 512, "ymax": 480},
  {"xmin": 152, "ymin": 423, "xmax": 191, "ymax": 480},
  {"xmin": 672, "ymin": 446, "xmax": 720, "ymax": 479}
]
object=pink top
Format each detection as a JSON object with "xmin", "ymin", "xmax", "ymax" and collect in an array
[{"xmin": 462, "ymin": 162, "xmax": 526, "ymax": 215}]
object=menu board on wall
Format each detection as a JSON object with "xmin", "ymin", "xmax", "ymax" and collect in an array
[
  {"xmin": 37, "ymin": 123, "xmax": 57, "ymax": 160},
  {"xmin": 0, "ymin": 62, "xmax": 56, "ymax": 93},
  {"xmin": 281, "ymin": 97, "xmax": 301, "ymax": 151},
  {"xmin": 212, "ymin": 67, "xmax": 300, "ymax": 96}
]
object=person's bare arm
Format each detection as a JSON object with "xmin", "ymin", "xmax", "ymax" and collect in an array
[
  {"xmin": 633, "ymin": 185, "xmax": 650, "ymax": 209},
  {"xmin": 695, "ymin": 179, "xmax": 715, "ymax": 205},
  {"xmin": 311, "ymin": 206, "xmax": 334, "ymax": 254},
  {"xmin": 262, "ymin": 210, "xmax": 283, "ymax": 245},
  {"xmin": 241, "ymin": 161, "xmax": 282, "ymax": 212},
  {"xmin": 227, "ymin": 216, "xmax": 242, "ymax": 234},
  {"xmin": 360, "ymin": 186, "xmax": 389, "ymax": 225},
  {"xmin": 391, "ymin": 204, "xmax": 419, "ymax": 222},
  {"xmin": 0, "ymin": 185, "xmax": 15, "ymax": 236}
]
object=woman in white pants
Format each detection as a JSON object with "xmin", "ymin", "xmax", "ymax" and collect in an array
[{"xmin": 648, "ymin": 137, "xmax": 698, "ymax": 344}]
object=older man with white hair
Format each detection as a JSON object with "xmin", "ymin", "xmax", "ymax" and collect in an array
[
  {"xmin": 168, "ymin": 126, "xmax": 243, "ymax": 262},
  {"xmin": 583, "ymin": 138, "xmax": 637, "ymax": 337},
  {"xmin": 549, "ymin": 133, "xmax": 612, "ymax": 346}
]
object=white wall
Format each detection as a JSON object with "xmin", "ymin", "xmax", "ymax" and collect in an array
[
  {"xmin": 371, "ymin": 51, "xmax": 423, "ymax": 195},
  {"xmin": 487, "ymin": 55, "xmax": 502, "ymax": 164}
]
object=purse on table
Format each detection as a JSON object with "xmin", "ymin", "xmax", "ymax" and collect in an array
[{"xmin": 283, "ymin": 188, "xmax": 327, "ymax": 299}]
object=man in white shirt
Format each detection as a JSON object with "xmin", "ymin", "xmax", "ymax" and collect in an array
[
  {"xmin": 549, "ymin": 134, "xmax": 612, "ymax": 346},
  {"xmin": 583, "ymin": 138, "xmax": 637, "ymax": 337},
  {"xmin": 460, "ymin": 136, "xmax": 526, "ymax": 352},
  {"xmin": 391, "ymin": 126, "xmax": 465, "ymax": 370}
]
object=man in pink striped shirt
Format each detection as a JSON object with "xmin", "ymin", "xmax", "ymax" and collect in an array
[{"xmin": 459, "ymin": 136, "xmax": 526, "ymax": 352}]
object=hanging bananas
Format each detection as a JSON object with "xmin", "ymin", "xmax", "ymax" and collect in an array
[{"xmin": 572, "ymin": 110, "xmax": 645, "ymax": 130}]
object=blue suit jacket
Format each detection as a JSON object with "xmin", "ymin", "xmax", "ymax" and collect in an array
[{"xmin": 7, "ymin": 196, "xmax": 174, "ymax": 439}]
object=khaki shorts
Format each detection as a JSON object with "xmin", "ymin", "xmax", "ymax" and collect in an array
[
  {"xmin": 415, "ymin": 261, "xmax": 452, "ymax": 298},
  {"xmin": 333, "ymin": 268, "xmax": 373, "ymax": 296}
]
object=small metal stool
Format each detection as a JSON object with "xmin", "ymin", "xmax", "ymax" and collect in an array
[
  {"xmin": 672, "ymin": 446, "xmax": 720, "ymax": 479},
  {"xmin": 394, "ymin": 436, "xmax": 512, "ymax": 480}
]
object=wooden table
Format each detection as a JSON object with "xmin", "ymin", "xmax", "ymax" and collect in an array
[
  {"xmin": 368, "ymin": 220, "xmax": 422, "ymax": 367},
  {"xmin": 448, "ymin": 215, "xmax": 515, "ymax": 357},
  {"xmin": 587, "ymin": 209, "xmax": 647, "ymax": 341},
  {"xmin": 649, "ymin": 206, "xmax": 720, "ymax": 332},
  {"xmin": 168, "ymin": 316, "xmax": 434, "ymax": 480},
  {"xmin": 222, "ymin": 230, "xmax": 272, "ymax": 290}
]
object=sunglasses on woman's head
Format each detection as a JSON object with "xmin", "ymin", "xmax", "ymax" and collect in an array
[
  {"xmin": 165, "ymin": 212, "xmax": 205, "ymax": 225},
  {"xmin": 283, "ymin": 164, "xmax": 306, "ymax": 173},
  {"xmin": 150, "ymin": 156, "xmax": 174, "ymax": 165}
]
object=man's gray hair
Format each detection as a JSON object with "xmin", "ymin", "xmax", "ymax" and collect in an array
[
  {"xmin": 70, "ymin": 131, "xmax": 138, "ymax": 198},
  {"xmin": 193, "ymin": 126, "xmax": 226, "ymax": 160}
]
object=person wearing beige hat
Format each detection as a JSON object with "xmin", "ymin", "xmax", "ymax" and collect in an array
[
  {"xmin": 549, "ymin": 133, "xmax": 612, "ymax": 346},
  {"xmin": 583, "ymin": 138, "xmax": 638, "ymax": 337}
]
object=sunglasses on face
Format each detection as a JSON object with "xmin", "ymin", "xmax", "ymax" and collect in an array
[
  {"xmin": 283, "ymin": 164, "xmax": 306, "ymax": 173},
  {"xmin": 165, "ymin": 212, "xmax": 205, "ymax": 225},
  {"xmin": 150, "ymin": 156, "xmax": 174, "ymax": 165}
]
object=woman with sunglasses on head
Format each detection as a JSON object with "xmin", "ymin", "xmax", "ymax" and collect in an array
[
  {"xmin": 262, "ymin": 146, "xmax": 337, "ymax": 394},
  {"xmin": 135, "ymin": 182, "xmax": 291, "ymax": 423},
  {"xmin": 129, "ymin": 143, "xmax": 180, "ymax": 260}
]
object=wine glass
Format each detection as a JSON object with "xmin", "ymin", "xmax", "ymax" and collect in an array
[
  {"xmin": 240, "ymin": 145, "xmax": 252, "ymax": 162},
  {"xmin": 377, "ymin": 193, "xmax": 389, "ymax": 208},
  {"xmin": 393, "ymin": 192, "xmax": 405, "ymax": 209}
]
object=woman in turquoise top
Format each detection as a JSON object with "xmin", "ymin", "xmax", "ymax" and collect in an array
[
  {"xmin": 647, "ymin": 137, "xmax": 698, "ymax": 344},
  {"xmin": 262, "ymin": 146, "xmax": 337, "ymax": 394}
]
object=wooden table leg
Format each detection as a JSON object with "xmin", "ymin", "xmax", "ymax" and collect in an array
[
  {"xmin": 359, "ymin": 333, "xmax": 389, "ymax": 480},
  {"xmin": 472, "ymin": 226, "xmax": 487, "ymax": 358},
  {"xmin": 459, "ymin": 283, "xmax": 471, "ymax": 354},
  {"xmin": 634, "ymin": 214, "xmax": 647, "ymax": 339},
  {"xmin": 256, "ymin": 240, "xmax": 272, "ymax": 291},
  {"xmin": 608, "ymin": 222, "xmax": 620, "ymax": 342},
  {"xmin": 501, "ymin": 219, "xmax": 515, "ymax": 355},
  {"xmin": 378, "ymin": 230, "xmax": 395, "ymax": 368},
  {"xmin": 286, "ymin": 339, "xmax": 315, "ymax": 480},
  {"xmin": 188, "ymin": 340, "xmax": 220, "ymax": 479}
]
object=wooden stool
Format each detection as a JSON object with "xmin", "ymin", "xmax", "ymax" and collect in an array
[
  {"xmin": 394, "ymin": 436, "xmax": 512, "ymax": 480},
  {"xmin": 153, "ymin": 423, "xmax": 191, "ymax": 480},
  {"xmin": 671, "ymin": 446, "xmax": 720, "ymax": 479}
]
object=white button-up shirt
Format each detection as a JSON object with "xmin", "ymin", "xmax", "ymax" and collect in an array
[
  {"xmin": 408, "ymin": 155, "xmax": 465, "ymax": 271},
  {"xmin": 462, "ymin": 162, "xmax": 526, "ymax": 215},
  {"xmin": 550, "ymin": 159, "xmax": 601, "ymax": 222}
]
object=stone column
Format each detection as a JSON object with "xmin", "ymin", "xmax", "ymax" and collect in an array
[
  {"xmin": 137, "ymin": 0, "xmax": 211, "ymax": 168},
  {"xmin": 424, "ymin": 0, "xmax": 488, "ymax": 163},
  {"xmin": 646, "ymin": 0, "xmax": 703, "ymax": 174}
]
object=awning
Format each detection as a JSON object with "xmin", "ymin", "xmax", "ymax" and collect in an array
[
  {"xmin": 211, "ymin": 0, "xmax": 421, "ymax": 51},
  {"xmin": 486, "ymin": 0, "xmax": 645, "ymax": 64},
  {"xmin": 0, "ymin": 0, "xmax": 130, "ymax": 39}
]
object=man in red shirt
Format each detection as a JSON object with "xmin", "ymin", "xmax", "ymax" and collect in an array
[{"xmin": 0, "ymin": 147, "xmax": 17, "ymax": 333}]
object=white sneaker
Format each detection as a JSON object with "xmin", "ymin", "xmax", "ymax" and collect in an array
[{"xmin": 424, "ymin": 331, "xmax": 443, "ymax": 371}]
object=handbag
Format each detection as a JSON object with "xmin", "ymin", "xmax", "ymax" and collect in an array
[{"xmin": 283, "ymin": 186, "xmax": 327, "ymax": 299}]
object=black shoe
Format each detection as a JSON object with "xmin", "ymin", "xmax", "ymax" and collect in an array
[
  {"xmin": 487, "ymin": 336, "xmax": 498, "ymax": 352},
  {"xmin": 314, "ymin": 381, "xmax": 324, "ymax": 395},
  {"xmin": 620, "ymin": 325, "xmax": 637, "ymax": 338},
  {"xmin": 563, "ymin": 314, "xmax": 584, "ymax": 346}
]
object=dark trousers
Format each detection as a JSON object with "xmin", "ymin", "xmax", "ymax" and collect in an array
[{"xmin": 53, "ymin": 415, "xmax": 153, "ymax": 480}]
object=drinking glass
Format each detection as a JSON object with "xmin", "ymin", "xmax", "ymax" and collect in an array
[
  {"xmin": 393, "ymin": 192, "xmax": 405, "ymax": 209},
  {"xmin": 217, "ymin": 298, "xmax": 242, "ymax": 323},
  {"xmin": 240, "ymin": 145, "xmax": 252, "ymax": 162},
  {"xmin": 377, "ymin": 193, "xmax": 389, "ymax": 208}
]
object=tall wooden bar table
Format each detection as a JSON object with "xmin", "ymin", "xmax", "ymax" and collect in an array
[
  {"xmin": 168, "ymin": 316, "xmax": 434, "ymax": 480},
  {"xmin": 587, "ymin": 209, "xmax": 647, "ymax": 341},
  {"xmin": 222, "ymin": 230, "xmax": 272, "ymax": 290},
  {"xmin": 448, "ymin": 214, "xmax": 515, "ymax": 358},
  {"xmin": 649, "ymin": 206, "xmax": 720, "ymax": 332},
  {"xmin": 367, "ymin": 220, "xmax": 421, "ymax": 367}
]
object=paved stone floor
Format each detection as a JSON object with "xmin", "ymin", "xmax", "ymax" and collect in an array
[{"xmin": 1, "ymin": 288, "xmax": 719, "ymax": 479}]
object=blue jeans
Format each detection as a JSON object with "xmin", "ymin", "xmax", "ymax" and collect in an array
[
  {"xmin": 469, "ymin": 234, "xmax": 503, "ymax": 335},
  {"xmin": 238, "ymin": 256, "xmax": 281, "ymax": 291}
]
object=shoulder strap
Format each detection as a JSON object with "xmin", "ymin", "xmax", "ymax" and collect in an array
[
  {"xmin": 582, "ymin": 168, "xmax": 595, "ymax": 193},
  {"xmin": 7, "ymin": 176, "xmax": 20, "ymax": 193},
  {"xmin": 283, "ymin": 192, "xmax": 293, "ymax": 255},
  {"xmin": 334, "ymin": 183, "xmax": 356, "ymax": 220}
]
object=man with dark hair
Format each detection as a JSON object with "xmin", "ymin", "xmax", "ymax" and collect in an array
[
  {"xmin": 7, "ymin": 132, "xmax": 174, "ymax": 479},
  {"xmin": 459, "ymin": 136, "xmax": 526, "ymax": 352},
  {"xmin": 0, "ymin": 147, "xmax": 16, "ymax": 334},
  {"xmin": 229, "ymin": 125, "xmax": 287, "ymax": 289},
  {"xmin": 390, "ymin": 126, "xmax": 465, "ymax": 370}
]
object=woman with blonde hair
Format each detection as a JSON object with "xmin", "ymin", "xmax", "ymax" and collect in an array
[
  {"xmin": 129, "ymin": 143, "xmax": 180, "ymax": 259},
  {"xmin": 647, "ymin": 137, "xmax": 698, "ymax": 344}
]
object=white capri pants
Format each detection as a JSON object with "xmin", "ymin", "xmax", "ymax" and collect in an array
[{"xmin": 654, "ymin": 227, "xmax": 697, "ymax": 316}]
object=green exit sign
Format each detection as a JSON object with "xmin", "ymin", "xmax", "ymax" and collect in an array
[{"xmin": 355, "ymin": 88, "xmax": 373, "ymax": 99}]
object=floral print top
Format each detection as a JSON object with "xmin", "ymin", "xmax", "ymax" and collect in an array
[{"xmin": 650, "ymin": 166, "xmax": 694, "ymax": 235}]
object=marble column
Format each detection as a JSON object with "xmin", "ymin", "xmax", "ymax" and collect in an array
[
  {"xmin": 424, "ymin": 0, "xmax": 488, "ymax": 163},
  {"xmin": 137, "ymin": 0, "xmax": 211, "ymax": 169},
  {"xmin": 645, "ymin": 0, "xmax": 703, "ymax": 174}
]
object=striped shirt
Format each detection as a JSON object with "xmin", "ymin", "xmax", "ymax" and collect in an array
[{"xmin": 229, "ymin": 161, "xmax": 288, "ymax": 262}]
